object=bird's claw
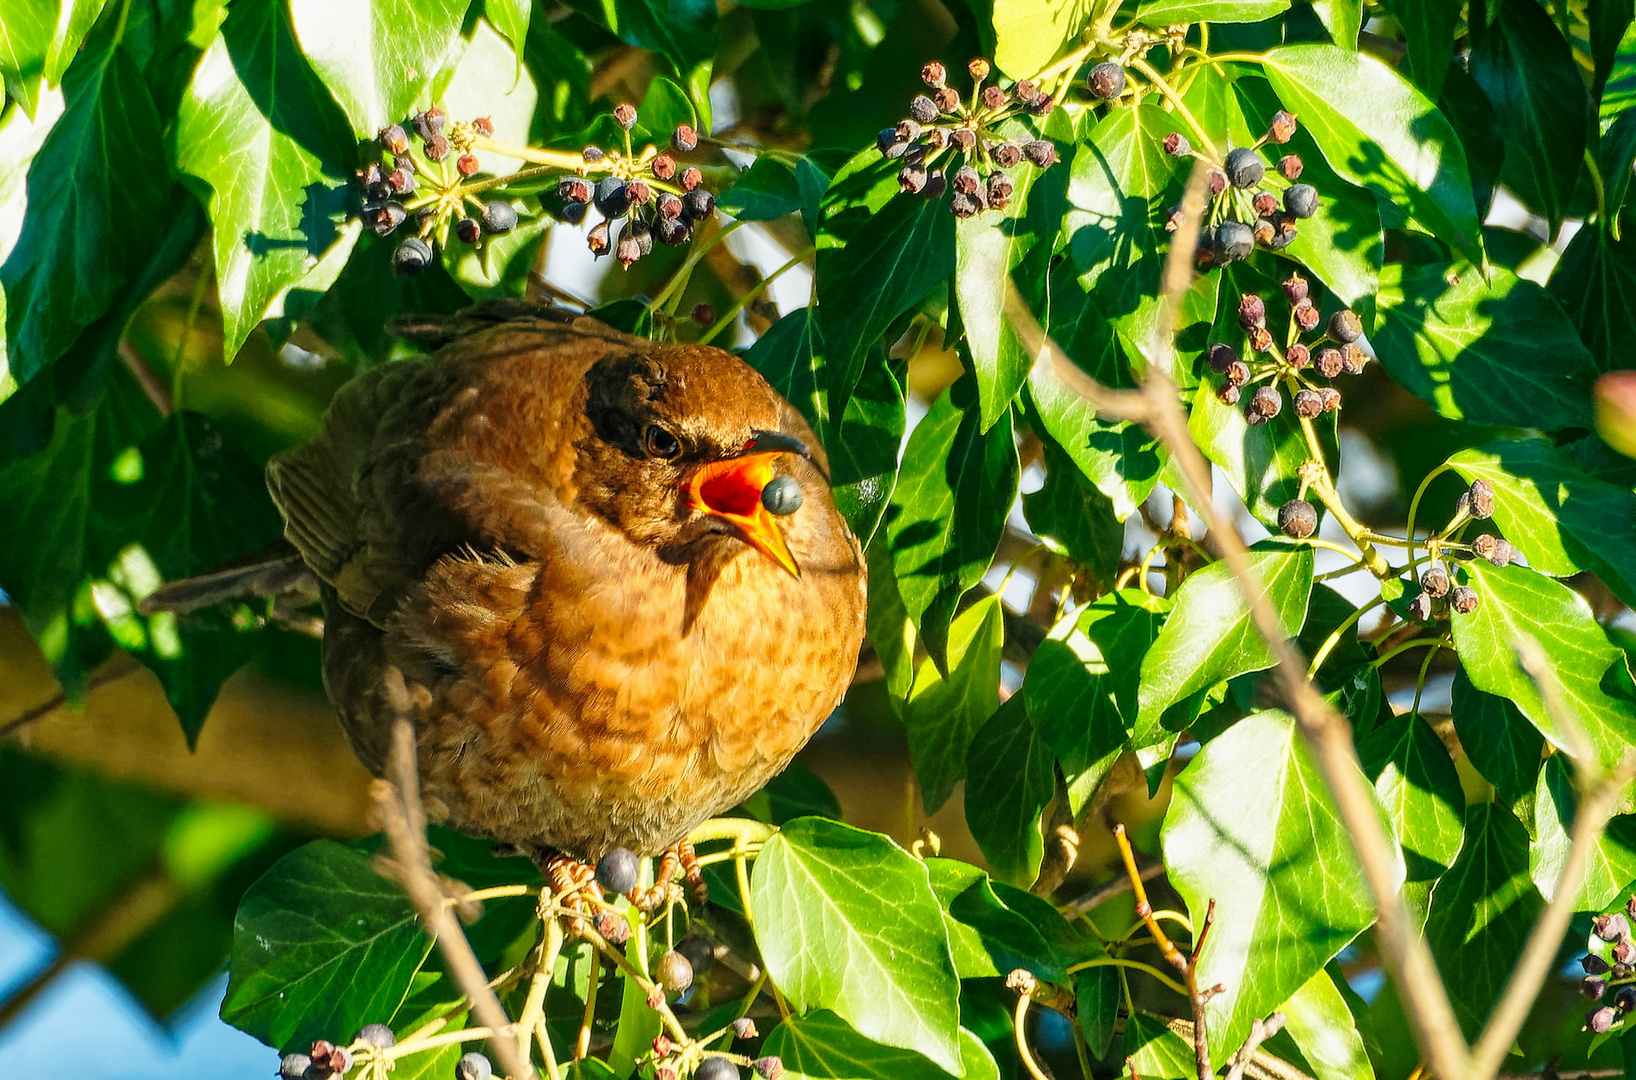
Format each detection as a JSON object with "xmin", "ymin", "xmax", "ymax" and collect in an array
[{"xmin": 627, "ymin": 840, "xmax": 708, "ymax": 912}]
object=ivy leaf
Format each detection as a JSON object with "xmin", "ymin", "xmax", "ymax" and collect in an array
[
  {"xmin": 599, "ymin": 0, "xmax": 716, "ymax": 77},
  {"xmin": 1309, "ymin": 0, "xmax": 1362, "ymax": 48},
  {"xmin": 286, "ymin": 0, "xmax": 466, "ymax": 142},
  {"xmin": 222, "ymin": 840, "xmax": 434, "ymax": 1052},
  {"xmin": 1190, "ymin": 363, "xmax": 1334, "ymax": 529},
  {"xmin": 1447, "ymin": 562, "xmax": 1636, "ymax": 771},
  {"xmin": 175, "ymin": 0, "xmax": 357, "ymax": 361},
  {"xmin": 0, "ymin": 0, "xmax": 104, "ymax": 118},
  {"xmin": 906, "ymin": 594, "xmax": 1004, "ymax": 814},
  {"xmin": 2, "ymin": 25, "xmax": 172, "ymax": 388},
  {"xmin": 1449, "ymin": 438, "xmax": 1636, "ymax": 606},
  {"xmin": 718, "ymin": 157, "xmax": 804, "ymax": 222},
  {"xmin": 1260, "ymin": 44, "xmax": 1484, "ymax": 265},
  {"xmin": 1135, "ymin": 545, "xmax": 1314, "ymax": 736},
  {"xmin": 1424, "ymin": 803, "xmax": 1542, "ymax": 1036},
  {"xmin": 955, "ymin": 152, "xmax": 1042, "ymax": 431},
  {"xmin": 1469, "ymin": 0, "xmax": 1588, "ymax": 232},
  {"xmin": 1549, "ymin": 223, "xmax": 1636, "ymax": 374},
  {"xmin": 1126, "ymin": 1013, "xmax": 1196, "ymax": 1079},
  {"xmin": 1134, "ymin": 0, "xmax": 1289, "ymax": 24},
  {"xmin": 818, "ymin": 190, "xmax": 954, "ymax": 423},
  {"xmin": 1024, "ymin": 591, "xmax": 1166, "ymax": 813},
  {"xmin": 1356, "ymin": 711, "xmax": 1465, "ymax": 884},
  {"xmin": 1021, "ymin": 441, "xmax": 1123, "ymax": 584},
  {"xmin": 925, "ymin": 858, "xmax": 1100, "ymax": 984},
  {"xmin": 764, "ymin": 1010, "xmax": 998, "ymax": 1080},
  {"xmin": 1450, "ymin": 668, "xmax": 1543, "ymax": 835},
  {"xmin": 750, "ymin": 818, "xmax": 964, "ymax": 1075},
  {"xmin": 964, "ymin": 696, "xmax": 1052, "ymax": 888},
  {"xmin": 1279, "ymin": 968, "xmax": 1375, "ymax": 1080},
  {"xmin": 1531, "ymin": 757, "xmax": 1636, "ymax": 911},
  {"xmin": 885, "ymin": 382, "xmax": 1017, "ymax": 669},
  {"xmin": 1163, "ymin": 710, "xmax": 1390, "ymax": 1068},
  {"xmin": 991, "ymin": 0, "xmax": 1095, "ymax": 79},
  {"xmin": 1373, "ymin": 263, "xmax": 1596, "ymax": 431},
  {"xmin": 865, "ymin": 536, "xmax": 916, "ymax": 708},
  {"xmin": 1389, "ymin": 0, "xmax": 1460, "ymax": 98}
]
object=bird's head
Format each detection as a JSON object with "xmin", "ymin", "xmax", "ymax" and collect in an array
[{"xmin": 579, "ymin": 345, "xmax": 823, "ymax": 577}]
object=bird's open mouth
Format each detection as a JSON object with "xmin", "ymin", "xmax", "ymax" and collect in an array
[{"xmin": 684, "ymin": 438, "xmax": 806, "ymax": 578}]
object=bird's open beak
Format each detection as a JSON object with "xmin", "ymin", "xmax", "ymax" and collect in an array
[{"xmin": 684, "ymin": 431, "xmax": 809, "ymax": 578}]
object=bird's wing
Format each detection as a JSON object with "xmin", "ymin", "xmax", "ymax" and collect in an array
[{"xmin": 268, "ymin": 304, "xmax": 642, "ymax": 624}]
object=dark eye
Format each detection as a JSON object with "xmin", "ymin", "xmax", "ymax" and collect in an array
[{"xmin": 644, "ymin": 425, "xmax": 681, "ymax": 459}]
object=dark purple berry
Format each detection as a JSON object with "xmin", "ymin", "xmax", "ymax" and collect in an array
[
  {"xmin": 1421, "ymin": 567, "xmax": 1450, "ymax": 598},
  {"xmin": 1408, "ymin": 592, "xmax": 1434, "ymax": 622},
  {"xmin": 1278, "ymin": 499, "xmax": 1317, "ymax": 538},
  {"xmin": 378, "ymin": 124, "xmax": 409, "ymax": 155},
  {"xmin": 582, "ymin": 145, "xmax": 605, "ymax": 164},
  {"xmin": 424, "ymin": 133, "xmax": 449, "ymax": 161},
  {"xmin": 594, "ymin": 176, "xmax": 629, "ymax": 216},
  {"xmin": 1596, "ymin": 913, "xmax": 1632, "ymax": 943},
  {"xmin": 613, "ymin": 102, "xmax": 638, "ymax": 129},
  {"xmin": 1268, "ymin": 110, "xmax": 1298, "ymax": 143},
  {"xmin": 696, "ymin": 1059, "xmax": 739, "ymax": 1080},
  {"xmin": 481, "ymin": 201, "xmax": 517, "ymax": 234},
  {"xmin": 392, "ymin": 237, "xmax": 433, "ymax": 276},
  {"xmin": 281, "ymin": 1054, "xmax": 312, "ymax": 1080},
  {"xmin": 1339, "ymin": 343, "xmax": 1368, "ymax": 375},
  {"xmin": 1278, "ymin": 154, "xmax": 1304, "ymax": 180},
  {"xmin": 681, "ymin": 189, "xmax": 716, "ymax": 221},
  {"xmin": 412, "ymin": 108, "xmax": 446, "ymax": 140},
  {"xmin": 656, "ymin": 949, "xmax": 693, "ymax": 993},
  {"xmin": 949, "ymin": 191, "xmax": 984, "ymax": 217},
  {"xmin": 730, "ymin": 1017, "xmax": 758, "ymax": 1040},
  {"xmin": 1225, "ymin": 147, "xmax": 1264, "ymax": 188},
  {"xmin": 559, "ymin": 176, "xmax": 592, "ymax": 204},
  {"xmin": 1286, "ymin": 342, "xmax": 1310, "ymax": 368},
  {"xmin": 949, "ymin": 127, "xmax": 976, "ymax": 153},
  {"xmin": 1282, "ymin": 274, "xmax": 1309, "ymax": 303},
  {"xmin": 951, "ymin": 166, "xmax": 981, "ymax": 195},
  {"xmin": 910, "ymin": 95, "xmax": 938, "ymax": 124},
  {"xmin": 981, "ymin": 84, "xmax": 1007, "ymax": 110},
  {"xmin": 899, "ymin": 164, "xmax": 928, "ymax": 194},
  {"xmin": 895, "ymin": 118, "xmax": 922, "ymax": 143},
  {"xmin": 562, "ymin": 202, "xmax": 588, "ymax": 225},
  {"xmin": 923, "ymin": 171, "xmax": 947, "ymax": 199},
  {"xmin": 1328, "ymin": 309, "xmax": 1363, "ymax": 343},
  {"xmin": 1468, "ymin": 479, "xmax": 1495, "ymax": 519},
  {"xmin": 456, "ymin": 1052, "xmax": 493, "ymax": 1080},
  {"xmin": 754, "ymin": 1059, "xmax": 784, "ymax": 1080},
  {"xmin": 1294, "ymin": 389, "xmax": 1322, "ymax": 418},
  {"xmin": 1163, "ymin": 132, "xmax": 1191, "ymax": 157},
  {"xmin": 1087, "ymin": 63, "xmax": 1126, "ymax": 100},
  {"xmin": 597, "ymin": 849, "xmax": 639, "ymax": 893},
  {"xmin": 1315, "ymin": 347, "xmax": 1343, "ymax": 378},
  {"xmin": 934, "ymin": 86, "xmax": 961, "ymax": 112},
  {"xmin": 992, "ymin": 142, "xmax": 1022, "ymax": 168},
  {"xmin": 986, "ymin": 172, "xmax": 1013, "ymax": 208},
  {"xmin": 1215, "ymin": 220, "xmax": 1253, "ymax": 262},
  {"xmin": 1013, "ymin": 79, "xmax": 1040, "ymax": 103},
  {"xmin": 1472, "ymin": 534, "xmax": 1511, "ymax": 567},
  {"xmin": 921, "ymin": 62, "xmax": 946, "ymax": 87},
  {"xmin": 672, "ymin": 125, "xmax": 698, "ymax": 153},
  {"xmin": 656, "ymin": 217, "xmax": 690, "ymax": 245},
  {"xmin": 364, "ymin": 202, "xmax": 407, "ymax": 237},
  {"xmin": 1284, "ymin": 183, "xmax": 1318, "ymax": 218},
  {"xmin": 1224, "ymin": 360, "xmax": 1250, "ymax": 387},
  {"xmin": 762, "ymin": 475, "xmax": 803, "ymax": 515},
  {"xmin": 1293, "ymin": 299, "xmax": 1321, "ymax": 333},
  {"xmin": 455, "ymin": 218, "xmax": 481, "ymax": 244},
  {"xmin": 1618, "ymin": 986, "xmax": 1636, "ymax": 1012},
  {"xmin": 1250, "ymin": 385, "xmax": 1283, "ymax": 420},
  {"xmin": 357, "ymin": 1024, "xmax": 395, "ymax": 1050},
  {"xmin": 1022, "ymin": 140, "xmax": 1058, "ymax": 167},
  {"xmin": 1450, "ymin": 586, "xmax": 1480, "ymax": 615},
  {"xmin": 1588, "ymin": 1006, "xmax": 1617, "ymax": 1034},
  {"xmin": 1238, "ymin": 293, "xmax": 1266, "ymax": 329},
  {"xmin": 1208, "ymin": 343, "xmax": 1238, "ymax": 373}
]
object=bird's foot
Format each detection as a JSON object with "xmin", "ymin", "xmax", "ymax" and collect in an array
[
  {"xmin": 534, "ymin": 848, "xmax": 604, "ymax": 935},
  {"xmin": 628, "ymin": 840, "xmax": 708, "ymax": 912}
]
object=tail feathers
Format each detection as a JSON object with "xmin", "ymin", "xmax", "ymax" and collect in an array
[{"xmin": 138, "ymin": 542, "xmax": 314, "ymax": 615}]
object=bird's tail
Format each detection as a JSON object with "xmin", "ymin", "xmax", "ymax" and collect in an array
[{"xmin": 137, "ymin": 540, "xmax": 314, "ymax": 615}]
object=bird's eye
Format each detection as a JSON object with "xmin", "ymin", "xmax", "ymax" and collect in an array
[{"xmin": 644, "ymin": 425, "xmax": 681, "ymax": 460}]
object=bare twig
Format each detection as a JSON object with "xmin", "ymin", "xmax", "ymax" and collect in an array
[
  {"xmin": 1166, "ymin": 1018, "xmax": 1314, "ymax": 1080},
  {"xmin": 1066, "ymin": 861, "xmax": 1167, "ymax": 913},
  {"xmin": 0, "ymin": 660, "xmax": 142, "ymax": 741},
  {"xmin": 1225, "ymin": 1014, "xmax": 1287, "ymax": 1080},
  {"xmin": 1004, "ymin": 160, "xmax": 1472, "ymax": 1080},
  {"xmin": 119, "ymin": 340, "xmax": 174, "ymax": 417},
  {"xmin": 373, "ymin": 674, "xmax": 531, "ymax": 1080}
]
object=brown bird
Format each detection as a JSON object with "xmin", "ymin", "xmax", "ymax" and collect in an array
[{"xmin": 150, "ymin": 301, "xmax": 867, "ymax": 896}]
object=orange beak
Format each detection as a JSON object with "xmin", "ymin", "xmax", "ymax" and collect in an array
[{"xmin": 685, "ymin": 450, "xmax": 801, "ymax": 578}]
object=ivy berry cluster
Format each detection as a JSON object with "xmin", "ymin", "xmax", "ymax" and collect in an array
[
  {"xmin": 876, "ymin": 58, "xmax": 1060, "ymax": 216},
  {"xmin": 1208, "ymin": 275, "xmax": 1367, "ymax": 428},
  {"xmin": 361, "ymin": 109, "xmax": 519, "ymax": 277},
  {"xmin": 278, "ymin": 1024, "xmax": 396, "ymax": 1080},
  {"xmin": 556, "ymin": 104, "xmax": 716, "ymax": 269},
  {"xmin": 645, "ymin": 1019, "xmax": 782, "ymax": 1080},
  {"xmin": 1163, "ymin": 111, "xmax": 1317, "ymax": 265},
  {"xmin": 1584, "ymin": 903, "xmax": 1636, "ymax": 1034},
  {"xmin": 1401, "ymin": 478, "xmax": 1510, "ymax": 619}
]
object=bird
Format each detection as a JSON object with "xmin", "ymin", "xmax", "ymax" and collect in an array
[{"xmin": 146, "ymin": 300, "xmax": 868, "ymax": 901}]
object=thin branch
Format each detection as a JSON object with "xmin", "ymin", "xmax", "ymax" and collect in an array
[
  {"xmin": 1004, "ymin": 160, "xmax": 1473, "ymax": 1080},
  {"xmin": 119, "ymin": 340, "xmax": 174, "ymax": 418},
  {"xmin": 373, "ymin": 671, "xmax": 532, "ymax": 1080},
  {"xmin": 1225, "ymin": 1014, "xmax": 1287, "ymax": 1080},
  {"xmin": 1065, "ymin": 861, "xmax": 1167, "ymax": 913},
  {"xmin": 0, "ymin": 661, "xmax": 143, "ymax": 741}
]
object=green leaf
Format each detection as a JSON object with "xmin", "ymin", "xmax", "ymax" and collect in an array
[
  {"xmin": 1424, "ymin": 802, "xmax": 1542, "ymax": 1036},
  {"xmin": 600, "ymin": 0, "xmax": 715, "ymax": 77},
  {"xmin": 885, "ymin": 382, "xmax": 1017, "ymax": 668},
  {"xmin": 439, "ymin": 15, "xmax": 541, "ymax": 174},
  {"xmin": 1450, "ymin": 668, "xmax": 1543, "ymax": 834},
  {"xmin": 0, "ymin": 0, "xmax": 105, "ymax": 118},
  {"xmin": 818, "ymin": 193, "xmax": 955, "ymax": 422},
  {"xmin": 1024, "ymin": 590, "xmax": 1166, "ymax": 813},
  {"xmin": 991, "ymin": 0, "xmax": 1095, "ymax": 79},
  {"xmin": 718, "ymin": 157, "xmax": 804, "ymax": 221},
  {"xmin": 955, "ymin": 150, "xmax": 1043, "ymax": 431},
  {"xmin": 744, "ymin": 760, "xmax": 843, "ymax": 826},
  {"xmin": 1449, "ymin": 438, "xmax": 1636, "ymax": 606},
  {"xmin": 1531, "ymin": 756, "xmax": 1636, "ymax": 911},
  {"xmin": 865, "ymin": 536, "xmax": 917, "ymax": 708},
  {"xmin": 1388, "ymin": 0, "xmax": 1459, "ymax": 98},
  {"xmin": 1357, "ymin": 711, "xmax": 1465, "ymax": 883},
  {"xmin": 1550, "ymin": 222, "xmax": 1636, "ymax": 374},
  {"xmin": 175, "ymin": 0, "xmax": 357, "ymax": 362},
  {"xmin": 1260, "ymin": 44, "xmax": 1484, "ymax": 265},
  {"xmin": 764, "ymin": 1010, "xmax": 998, "ymax": 1080},
  {"xmin": 1189, "ymin": 361, "xmax": 1334, "ymax": 528},
  {"xmin": 1126, "ymin": 1013, "xmax": 1196, "ymax": 1079},
  {"xmin": 1279, "ymin": 968, "xmax": 1375, "ymax": 1080},
  {"xmin": 1469, "ymin": 0, "xmax": 1588, "ymax": 231},
  {"xmin": 906, "ymin": 593, "xmax": 1005, "ymax": 814},
  {"xmin": 1447, "ymin": 561, "xmax": 1636, "ymax": 770},
  {"xmin": 1373, "ymin": 263, "xmax": 1596, "ymax": 431},
  {"xmin": 924, "ymin": 858, "xmax": 1102, "ymax": 983},
  {"xmin": 2, "ymin": 27, "xmax": 172, "ymax": 388},
  {"xmin": 964, "ymin": 696, "xmax": 1052, "ymax": 888},
  {"xmin": 744, "ymin": 309, "xmax": 904, "ymax": 544},
  {"xmin": 750, "ymin": 818, "xmax": 964, "ymax": 1075},
  {"xmin": 1135, "ymin": 545, "xmax": 1313, "ymax": 736},
  {"xmin": 287, "ymin": 0, "xmax": 466, "ymax": 142},
  {"xmin": 1022, "ymin": 441, "xmax": 1123, "ymax": 583},
  {"xmin": 1309, "ymin": 0, "xmax": 1362, "ymax": 48},
  {"xmin": 1135, "ymin": 0, "xmax": 1289, "ymax": 22},
  {"xmin": 1162, "ymin": 710, "xmax": 1390, "ymax": 1068},
  {"xmin": 222, "ymin": 840, "xmax": 434, "ymax": 1052}
]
